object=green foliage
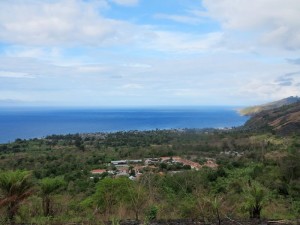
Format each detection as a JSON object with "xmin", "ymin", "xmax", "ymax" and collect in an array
[
  {"xmin": 242, "ymin": 181, "xmax": 267, "ymax": 219},
  {"xmin": 178, "ymin": 195, "xmax": 197, "ymax": 218},
  {"xmin": 126, "ymin": 181, "xmax": 148, "ymax": 220},
  {"xmin": 111, "ymin": 217, "xmax": 120, "ymax": 225},
  {"xmin": 0, "ymin": 170, "xmax": 34, "ymax": 224},
  {"xmin": 40, "ymin": 177, "xmax": 65, "ymax": 196},
  {"xmin": 40, "ymin": 177, "xmax": 66, "ymax": 216},
  {"xmin": 145, "ymin": 205, "xmax": 158, "ymax": 221},
  {"xmin": 280, "ymin": 150, "xmax": 300, "ymax": 182},
  {"xmin": 92, "ymin": 177, "xmax": 132, "ymax": 214},
  {"xmin": 0, "ymin": 129, "xmax": 299, "ymax": 221}
]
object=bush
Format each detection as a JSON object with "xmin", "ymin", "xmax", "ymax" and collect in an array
[{"xmin": 145, "ymin": 205, "xmax": 158, "ymax": 220}]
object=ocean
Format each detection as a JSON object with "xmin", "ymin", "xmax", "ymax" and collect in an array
[{"xmin": 0, "ymin": 107, "xmax": 248, "ymax": 143}]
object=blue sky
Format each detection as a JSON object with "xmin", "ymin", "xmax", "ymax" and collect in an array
[{"xmin": 0, "ymin": 0, "xmax": 300, "ymax": 107}]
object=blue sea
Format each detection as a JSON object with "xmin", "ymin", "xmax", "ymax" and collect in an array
[{"xmin": 0, "ymin": 107, "xmax": 248, "ymax": 144}]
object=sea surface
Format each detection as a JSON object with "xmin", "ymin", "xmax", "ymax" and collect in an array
[{"xmin": 0, "ymin": 107, "xmax": 248, "ymax": 143}]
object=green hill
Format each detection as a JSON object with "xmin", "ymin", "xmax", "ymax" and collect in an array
[{"xmin": 239, "ymin": 96, "xmax": 300, "ymax": 116}]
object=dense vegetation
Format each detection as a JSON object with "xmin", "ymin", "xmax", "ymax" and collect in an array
[{"xmin": 1, "ymin": 103, "xmax": 300, "ymax": 224}]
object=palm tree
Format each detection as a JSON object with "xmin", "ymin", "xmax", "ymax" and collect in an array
[
  {"xmin": 40, "ymin": 177, "xmax": 65, "ymax": 217},
  {"xmin": 243, "ymin": 180, "xmax": 266, "ymax": 219},
  {"xmin": 0, "ymin": 170, "xmax": 34, "ymax": 224}
]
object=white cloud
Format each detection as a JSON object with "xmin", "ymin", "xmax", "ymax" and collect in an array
[
  {"xmin": 154, "ymin": 13, "xmax": 203, "ymax": 25},
  {"xmin": 109, "ymin": 0, "xmax": 139, "ymax": 6},
  {"xmin": 122, "ymin": 63, "xmax": 152, "ymax": 68},
  {"xmin": 203, "ymin": 0, "xmax": 300, "ymax": 50},
  {"xmin": 0, "ymin": 0, "xmax": 134, "ymax": 46},
  {"xmin": 5, "ymin": 47, "xmax": 45, "ymax": 58},
  {"xmin": 0, "ymin": 0, "xmax": 224, "ymax": 54},
  {"xmin": 1, "ymin": 0, "xmax": 300, "ymax": 106},
  {"xmin": 237, "ymin": 78, "xmax": 300, "ymax": 103},
  {"xmin": 0, "ymin": 71, "xmax": 35, "ymax": 79},
  {"xmin": 0, "ymin": 52, "xmax": 299, "ymax": 106},
  {"xmin": 77, "ymin": 65, "xmax": 109, "ymax": 73},
  {"xmin": 121, "ymin": 83, "xmax": 143, "ymax": 89},
  {"xmin": 145, "ymin": 31, "xmax": 223, "ymax": 53},
  {"xmin": 4, "ymin": 46, "xmax": 62, "ymax": 60}
]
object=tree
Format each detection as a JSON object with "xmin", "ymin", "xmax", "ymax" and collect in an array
[
  {"xmin": 126, "ymin": 181, "xmax": 148, "ymax": 220},
  {"xmin": 242, "ymin": 181, "xmax": 266, "ymax": 219},
  {"xmin": 210, "ymin": 196, "xmax": 222, "ymax": 225},
  {"xmin": 40, "ymin": 177, "xmax": 65, "ymax": 217},
  {"xmin": 280, "ymin": 150, "xmax": 300, "ymax": 183},
  {"xmin": 92, "ymin": 177, "xmax": 131, "ymax": 216},
  {"xmin": 0, "ymin": 170, "xmax": 34, "ymax": 224},
  {"xmin": 194, "ymin": 188, "xmax": 222, "ymax": 223}
]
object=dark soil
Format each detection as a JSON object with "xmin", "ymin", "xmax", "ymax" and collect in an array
[
  {"xmin": 113, "ymin": 219, "xmax": 297, "ymax": 225},
  {"xmin": 14, "ymin": 219, "xmax": 298, "ymax": 225}
]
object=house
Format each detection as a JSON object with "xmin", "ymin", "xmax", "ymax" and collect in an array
[
  {"xmin": 160, "ymin": 156, "xmax": 202, "ymax": 170},
  {"xmin": 90, "ymin": 169, "xmax": 107, "ymax": 175},
  {"xmin": 128, "ymin": 159, "xmax": 143, "ymax": 164},
  {"xmin": 115, "ymin": 170, "xmax": 129, "ymax": 177},
  {"xmin": 160, "ymin": 156, "xmax": 173, "ymax": 162},
  {"xmin": 111, "ymin": 160, "xmax": 127, "ymax": 165},
  {"xmin": 145, "ymin": 158, "xmax": 160, "ymax": 165},
  {"xmin": 133, "ymin": 165, "xmax": 145, "ymax": 174},
  {"xmin": 203, "ymin": 160, "xmax": 218, "ymax": 168},
  {"xmin": 111, "ymin": 159, "xmax": 143, "ymax": 165},
  {"xmin": 115, "ymin": 165, "xmax": 129, "ymax": 174}
]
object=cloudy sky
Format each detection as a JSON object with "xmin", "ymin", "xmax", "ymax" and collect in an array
[{"xmin": 1, "ymin": 0, "xmax": 300, "ymax": 107}]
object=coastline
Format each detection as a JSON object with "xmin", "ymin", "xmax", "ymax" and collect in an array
[{"xmin": 0, "ymin": 107, "xmax": 248, "ymax": 144}]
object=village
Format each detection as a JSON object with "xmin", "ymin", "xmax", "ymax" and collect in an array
[{"xmin": 90, "ymin": 156, "xmax": 218, "ymax": 180}]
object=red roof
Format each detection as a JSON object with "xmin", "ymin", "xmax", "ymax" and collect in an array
[{"xmin": 91, "ymin": 169, "xmax": 106, "ymax": 174}]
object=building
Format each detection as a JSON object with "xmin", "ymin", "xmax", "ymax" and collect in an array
[
  {"xmin": 145, "ymin": 158, "xmax": 160, "ymax": 165},
  {"xmin": 90, "ymin": 169, "xmax": 107, "ymax": 175},
  {"xmin": 203, "ymin": 160, "xmax": 218, "ymax": 168},
  {"xmin": 128, "ymin": 159, "xmax": 143, "ymax": 164},
  {"xmin": 111, "ymin": 160, "xmax": 127, "ymax": 165},
  {"xmin": 160, "ymin": 156, "xmax": 202, "ymax": 170},
  {"xmin": 111, "ymin": 159, "xmax": 143, "ymax": 165}
]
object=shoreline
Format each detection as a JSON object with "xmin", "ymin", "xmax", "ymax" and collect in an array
[{"xmin": 0, "ymin": 107, "xmax": 248, "ymax": 144}]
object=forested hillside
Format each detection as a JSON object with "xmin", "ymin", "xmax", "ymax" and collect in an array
[{"xmin": 0, "ymin": 121, "xmax": 299, "ymax": 224}]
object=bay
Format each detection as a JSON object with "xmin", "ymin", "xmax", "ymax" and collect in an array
[{"xmin": 0, "ymin": 106, "xmax": 248, "ymax": 143}]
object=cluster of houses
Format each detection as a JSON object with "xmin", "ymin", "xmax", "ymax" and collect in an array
[{"xmin": 90, "ymin": 156, "xmax": 218, "ymax": 180}]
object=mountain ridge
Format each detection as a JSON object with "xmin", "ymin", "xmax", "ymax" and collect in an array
[
  {"xmin": 239, "ymin": 96, "xmax": 300, "ymax": 116},
  {"xmin": 243, "ymin": 101, "xmax": 300, "ymax": 135}
]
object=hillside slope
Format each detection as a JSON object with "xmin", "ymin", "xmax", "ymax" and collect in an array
[
  {"xmin": 244, "ymin": 101, "xmax": 300, "ymax": 135},
  {"xmin": 239, "ymin": 96, "xmax": 300, "ymax": 116}
]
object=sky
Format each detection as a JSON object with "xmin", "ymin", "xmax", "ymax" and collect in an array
[{"xmin": 1, "ymin": 0, "xmax": 300, "ymax": 107}]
